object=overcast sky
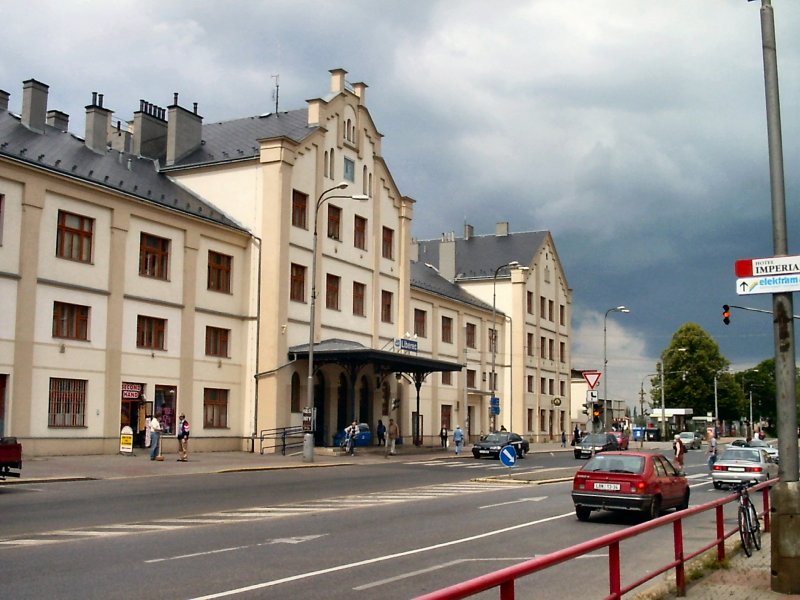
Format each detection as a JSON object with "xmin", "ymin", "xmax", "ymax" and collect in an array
[{"xmin": 3, "ymin": 0, "xmax": 799, "ymax": 411}]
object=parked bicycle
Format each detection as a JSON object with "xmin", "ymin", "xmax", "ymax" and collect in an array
[{"xmin": 731, "ymin": 481, "xmax": 761, "ymax": 557}]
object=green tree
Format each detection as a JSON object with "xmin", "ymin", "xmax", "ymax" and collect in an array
[
  {"xmin": 649, "ymin": 323, "xmax": 744, "ymax": 422},
  {"xmin": 734, "ymin": 360, "xmax": 777, "ymax": 434}
]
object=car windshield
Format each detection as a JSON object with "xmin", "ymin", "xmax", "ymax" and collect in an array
[
  {"xmin": 582, "ymin": 434, "xmax": 608, "ymax": 444},
  {"xmin": 747, "ymin": 439, "xmax": 767, "ymax": 448},
  {"xmin": 585, "ymin": 454, "xmax": 644, "ymax": 474},
  {"xmin": 721, "ymin": 449, "xmax": 760, "ymax": 462},
  {"xmin": 483, "ymin": 433, "xmax": 509, "ymax": 443},
  {"xmin": 679, "ymin": 433, "xmax": 694, "ymax": 439}
]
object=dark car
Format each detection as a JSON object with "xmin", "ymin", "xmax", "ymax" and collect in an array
[
  {"xmin": 332, "ymin": 423, "xmax": 372, "ymax": 448},
  {"xmin": 574, "ymin": 433, "xmax": 619, "ymax": 459},
  {"xmin": 472, "ymin": 431, "xmax": 529, "ymax": 459},
  {"xmin": 571, "ymin": 451, "xmax": 690, "ymax": 521}
]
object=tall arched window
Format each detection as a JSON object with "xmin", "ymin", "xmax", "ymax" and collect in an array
[
  {"xmin": 330, "ymin": 148, "xmax": 335, "ymax": 178},
  {"xmin": 324, "ymin": 151, "xmax": 329, "ymax": 179},
  {"xmin": 362, "ymin": 166, "xmax": 368, "ymax": 195},
  {"xmin": 291, "ymin": 372, "xmax": 301, "ymax": 413}
]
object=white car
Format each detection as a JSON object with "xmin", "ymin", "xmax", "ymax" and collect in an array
[{"xmin": 677, "ymin": 431, "xmax": 701, "ymax": 450}]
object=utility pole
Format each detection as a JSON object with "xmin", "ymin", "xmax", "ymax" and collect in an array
[{"xmin": 750, "ymin": 1, "xmax": 800, "ymax": 593}]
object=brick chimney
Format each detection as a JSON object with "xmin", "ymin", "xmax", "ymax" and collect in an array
[
  {"xmin": 464, "ymin": 223, "xmax": 474, "ymax": 241},
  {"xmin": 46, "ymin": 110, "xmax": 69, "ymax": 132},
  {"xmin": 21, "ymin": 79, "xmax": 48, "ymax": 133},
  {"xmin": 132, "ymin": 99, "xmax": 167, "ymax": 159},
  {"xmin": 85, "ymin": 92, "xmax": 112, "ymax": 154},
  {"xmin": 439, "ymin": 232, "xmax": 456, "ymax": 282},
  {"xmin": 0, "ymin": 89, "xmax": 9, "ymax": 112},
  {"xmin": 166, "ymin": 93, "xmax": 202, "ymax": 166}
]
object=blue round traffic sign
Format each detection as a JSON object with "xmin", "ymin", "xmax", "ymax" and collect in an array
[{"xmin": 499, "ymin": 446, "xmax": 517, "ymax": 467}]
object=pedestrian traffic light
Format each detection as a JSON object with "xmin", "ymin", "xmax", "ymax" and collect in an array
[
  {"xmin": 722, "ymin": 304, "xmax": 731, "ymax": 325},
  {"xmin": 582, "ymin": 402, "xmax": 590, "ymax": 416},
  {"xmin": 391, "ymin": 398, "xmax": 400, "ymax": 411}
]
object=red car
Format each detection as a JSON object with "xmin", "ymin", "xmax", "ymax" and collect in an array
[
  {"xmin": 608, "ymin": 430, "xmax": 630, "ymax": 450},
  {"xmin": 571, "ymin": 451, "xmax": 689, "ymax": 521}
]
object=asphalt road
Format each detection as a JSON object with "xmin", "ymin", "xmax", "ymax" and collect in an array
[{"xmin": 0, "ymin": 448, "xmax": 733, "ymax": 599}]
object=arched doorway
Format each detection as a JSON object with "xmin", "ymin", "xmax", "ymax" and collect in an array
[
  {"xmin": 313, "ymin": 371, "xmax": 326, "ymax": 447},
  {"xmin": 358, "ymin": 375, "xmax": 371, "ymax": 427},
  {"xmin": 336, "ymin": 373, "xmax": 348, "ymax": 443}
]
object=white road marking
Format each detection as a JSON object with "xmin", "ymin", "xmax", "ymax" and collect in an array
[
  {"xmin": 187, "ymin": 512, "xmax": 576, "ymax": 600},
  {"xmin": 146, "ymin": 534, "xmax": 328, "ymax": 563},
  {"xmin": 479, "ymin": 496, "xmax": 547, "ymax": 509}
]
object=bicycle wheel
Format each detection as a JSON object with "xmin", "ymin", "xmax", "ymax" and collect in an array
[
  {"xmin": 748, "ymin": 501, "xmax": 762, "ymax": 551},
  {"xmin": 739, "ymin": 504, "xmax": 754, "ymax": 557}
]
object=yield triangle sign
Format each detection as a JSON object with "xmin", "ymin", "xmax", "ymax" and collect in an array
[{"xmin": 583, "ymin": 371, "xmax": 602, "ymax": 390}]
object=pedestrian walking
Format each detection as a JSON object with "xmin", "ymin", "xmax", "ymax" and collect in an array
[
  {"xmin": 149, "ymin": 412, "xmax": 162, "ymax": 460},
  {"xmin": 453, "ymin": 425, "xmax": 464, "ymax": 455},
  {"xmin": 376, "ymin": 419, "xmax": 386, "ymax": 446},
  {"xmin": 385, "ymin": 418, "xmax": 399, "ymax": 457},
  {"xmin": 707, "ymin": 432, "xmax": 718, "ymax": 470},
  {"xmin": 439, "ymin": 426, "xmax": 448, "ymax": 449},
  {"xmin": 176, "ymin": 413, "xmax": 190, "ymax": 461},
  {"xmin": 561, "ymin": 431, "xmax": 567, "ymax": 448},
  {"xmin": 673, "ymin": 435, "xmax": 685, "ymax": 469}
]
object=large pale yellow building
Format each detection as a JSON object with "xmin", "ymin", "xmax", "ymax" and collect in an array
[{"xmin": 0, "ymin": 69, "xmax": 570, "ymax": 455}]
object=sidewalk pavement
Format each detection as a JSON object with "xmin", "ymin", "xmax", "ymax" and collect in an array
[{"xmin": 2, "ymin": 438, "xmax": 784, "ymax": 599}]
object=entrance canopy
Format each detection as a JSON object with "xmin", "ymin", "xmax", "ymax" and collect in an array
[{"xmin": 288, "ymin": 339, "xmax": 463, "ymax": 377}]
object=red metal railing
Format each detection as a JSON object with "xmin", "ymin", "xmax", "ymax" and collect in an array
[{"xmin": 415, "ymin": 478, "xmax": 776, "ymax": 600}]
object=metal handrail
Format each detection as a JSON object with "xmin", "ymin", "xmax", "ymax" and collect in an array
[
  {"xmin": 258, "ymin": 425, "xmax": 305, "ymax": 455},
  {"xmin": 415, "ymin": 478, "xmax": 777, "ymax": 600}
]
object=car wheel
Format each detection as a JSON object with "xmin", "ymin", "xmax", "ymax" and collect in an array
[
  {"xmin": 713, "ymin": 481, "xmax": 722, "ymax": 490},
  {"xmin": 574, "ymin": 451, "xmax": 581, "ymax": 459},
  {"xmin": 575, "ymin": 506, "xmax": 591, "ymax": 522},
  {"xmin": 678, "ymin": 490, "xmax": 690, "ymax": 511},
  {"xmin": 516, "ymin": 445, "xmax": 526, "ymax": 458},
  {"xmin": 645, "ymin": 496, "xmax": 661, "ymax": 520},
  {"xmin": 472, "ymin": 452, "xmax": 480, "ymax": 459}
]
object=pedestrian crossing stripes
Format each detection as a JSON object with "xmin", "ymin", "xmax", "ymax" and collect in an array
[{"xmin": 0, "ymin": 481, "xmax": 515, "ymax": 549}]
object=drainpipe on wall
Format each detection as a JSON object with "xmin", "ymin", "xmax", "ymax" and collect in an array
[{"xmin": 251, "ymin": 234, "xmax": 262, "ymax": 453}]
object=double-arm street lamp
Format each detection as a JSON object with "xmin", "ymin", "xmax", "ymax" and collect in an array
[
  {"xmin": 307, "ymin": 183, "xmax": 368, "ymax": 448},
  {"xmin": 490, "ymin": 260, "xmax": 523, "ymax": 432},
  {"xmin": 603, "ymin": 306, "xmax": 630, "ymax": 430}
]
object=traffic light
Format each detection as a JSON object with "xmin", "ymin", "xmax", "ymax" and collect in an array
[
  {"xmin": 722, "ymin": 304, "xmax": 731, "ymax": 325},
  {"xmin": 592, "ymin": 402, "xmax": 602, "ymax": 424},
  {"xmin": 391, "ymin": 398, "xmax": 400, "ymax": 411},
  {"xmin": 582, "ymin": 402, "xmax": 590, "ymax": 416}
]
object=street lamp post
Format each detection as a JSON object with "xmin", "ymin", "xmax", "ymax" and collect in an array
[
  {"xmin": 307, "ymin": 183, "xmax": 368, "ymax": 452},
  {"xmin": 603, "ymin": 306, "xmax": 630, "ymax": 431},
  {"xmin": 490, "ymin": 261, "xmax": 519, "ymax": 432}
]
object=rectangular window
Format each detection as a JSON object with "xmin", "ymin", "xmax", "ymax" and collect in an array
[
  {"xmin": 441, "ymin": 316, "xmax": 453, "ymax": 344},
  {"xmin": 137, "ymin": 315, "xmax": 166, "ymax": 350},
  {"xmin": 52, "ymin": 301, "xmax": 89, "ymax": 340},
  {"xmin": 527, "ymin": 375, "xmax": 534, "ymax": 393},
  {"xmin": 48, "ymin": 378, "xmax": 86, "ymax": 427},
  {"xmin": 548, "ymin": 300, "xmax": 554, "ymax": 321},
  {"xmin": 327, "ymin": 205, "xmax": 341, "ymax": 241},
  {"xmin": 381, "ymin": 290, "xmax": 393, "ymax": 323},
  {"xmin": 207, "ymin": 250, "xmax": 232, "ymax": 293},
  {"xmin": 466, "ymin": 323, "xmax": 476, "ymax": 349},
  {"xmin": 205, "ymin": 326, "xmax": 230, "ymax": 357},
  {"xmin": 540, "ymin": 296, "xmax": 546, "ymax": 316},
  {"xmin": 527, "ymin": 409, "xmax": 534, "ymax": 432},
  {"xmin": 291, "ymin": 190, "xmax": 308, "ymax": 229},
  {"xmin": 527, "ymin": 291, "xmax": 533, "ymax": 315},
  {"xmin": 56, "ymin": 210, "xmax": 94, "ymax": 263},
  {"xmin": 139, "ymin": 233, "xmax": 170, "ymax": 280},
  {"xmin": 467, "ymin": 369, "xmax": 476, "ymax": 388},
  {"xmin": 343, "ymin": 157, "xmax": 355, "ymax": 182},
  {"xmin": 290, "ymin": 263, "xmax": 306, "ymax": 303},
  {"xmin": 382, "ymin": 227, "xmax": 394, "ymax": 260},
  {"xmin": 560, "ymin": 304, "xmax": 565, "ymax": 326},
  {"xmin": 560, "ymin": 341, "xmax": 566, "ymax": 363},
  {"xmin": 540, "ymin": 377, "xmax": 546, "ymax": 394},
  {"xmin": 560, "ymin": 380, "xmax": 566, "ymax": 396},
  {"xmin": 488, "ymin": 328, "xmax": 497, "ymax": 353},
  {"xmin": 204, "ymin": 388, "xmax": 228, "ymax": 428},
  {"xmin": 353, "ymin": 281, "xmax": 366, "ymax": 317},
  {"xmin": 354, "ymin": 215, "xmax": 367, "ymax": 250},
  {"xmin": 442, "ymin": 371, "xmax": 452, "ymax": 386},
  {"xmin": 549, "ymin": 379, "xmax": 555, "ymax": 395},
  {"xmin": 414, "ymin": 308, "xmax": 427, "ymax": 338},
  {"xmin": 548, "ymin": 339, "xmax": 554, "ymax": 360},
  {"xmin": 526, "ymin": 332, "xmax": 534, "ymax": 357},
  {"xmin": 326, "ymin": 274, "xmax": 340, "ymax": 310}
]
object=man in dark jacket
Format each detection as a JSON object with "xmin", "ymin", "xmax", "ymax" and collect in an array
[{"xmin": 177, "ymin": 413, "xmax": 190, "ymax": 462}]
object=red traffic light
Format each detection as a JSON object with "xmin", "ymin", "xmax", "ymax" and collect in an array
[{"xmin": 722, "ymin": 304, "xmax": 731, "ymax": 325}]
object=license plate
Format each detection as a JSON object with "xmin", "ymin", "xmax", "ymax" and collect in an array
[
  {"xmin": 479, "ymin": 449, "xmax": 489, "ymax": 454},
  {"xmin": 594, "ymin": 483, "xmax": 620, "ymax": 491},
  {"xmin": 728, "ymin": 467, "xmax": 744, "ymax": 472}
]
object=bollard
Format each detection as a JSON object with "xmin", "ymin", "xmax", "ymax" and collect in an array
[{"xmin": 303, "ymin": 433, "xmax": 314, "ymax": 463}]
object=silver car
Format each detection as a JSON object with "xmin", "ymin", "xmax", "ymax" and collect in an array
[
  {"xmin": 711, "ymin": 447, "xmax": 778, "ymax": 489},
  {"xmin": 677, "ymin": 431, "xmax": 701, "ymax": 450}
]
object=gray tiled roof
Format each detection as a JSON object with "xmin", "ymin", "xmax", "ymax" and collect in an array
[
  {"xmin": 164, "ymin": 108, "xmax": 316, "ymax": 170},
  {"xmin": 0, "ymin": 109, "xmax": 248, "ymax": 232},
  {"xmin": 410, "ymin": 260, "xmax": 496, "ymax": 313},
  {"xmin": 415, "ymin": 231, "xmax": 549, "ymax": 279}
]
